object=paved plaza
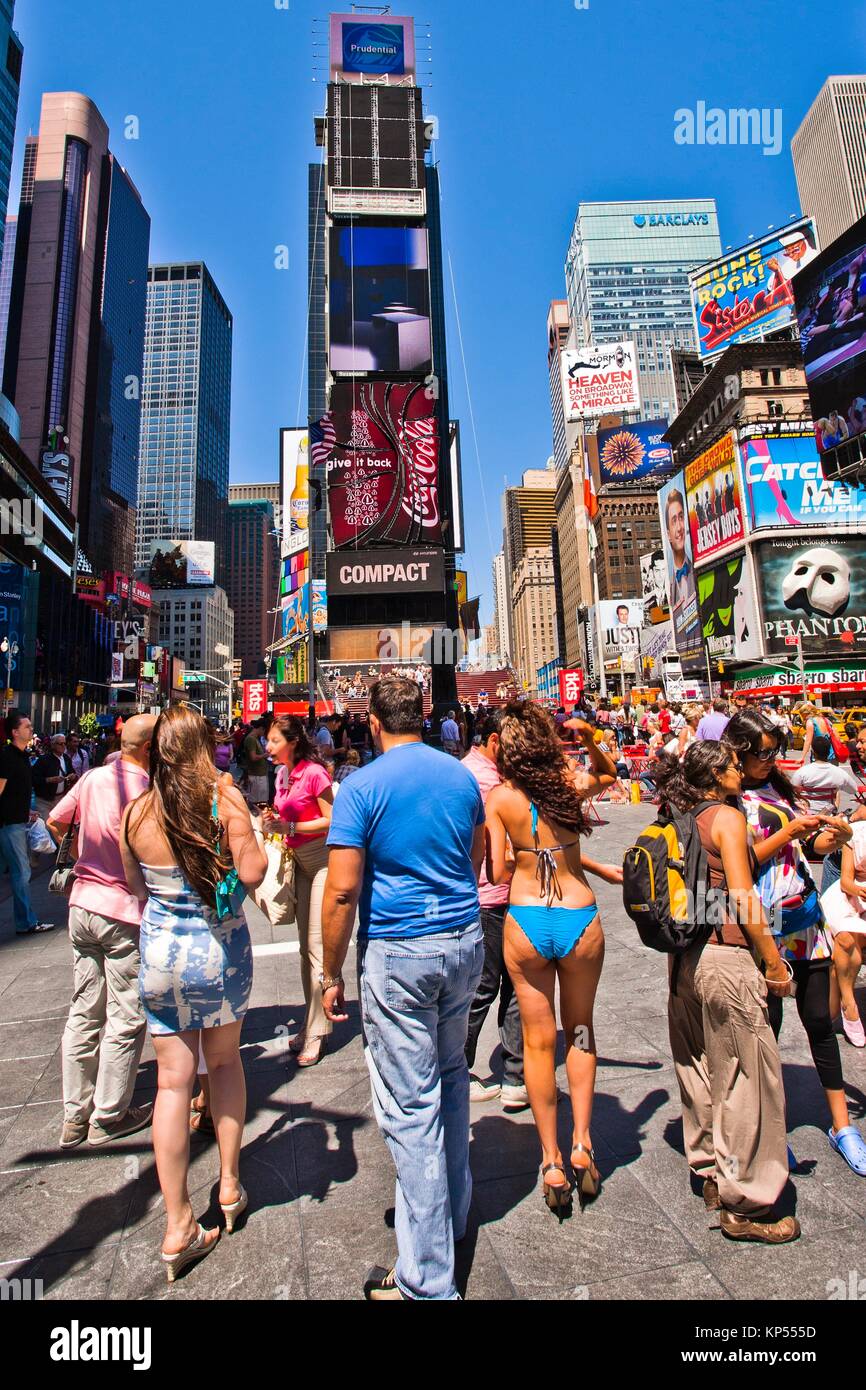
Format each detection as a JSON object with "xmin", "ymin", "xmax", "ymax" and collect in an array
[{"xmin": 2, "ymin": 804, "xmax": 866, "ymax": 1301}]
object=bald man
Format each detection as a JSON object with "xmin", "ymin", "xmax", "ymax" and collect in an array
[{"xmin": 48, "ymin": 715, "xmax": 157, "ymax": 1148}]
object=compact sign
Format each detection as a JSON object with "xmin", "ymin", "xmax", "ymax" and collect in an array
[{"xmin": 326, "ymin": 547, "xmax": 445, "ymax": 597}]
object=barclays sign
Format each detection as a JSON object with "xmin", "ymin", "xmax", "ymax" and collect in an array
[{"xmin": 633, "ymin": 213, "xmax": 710, "ymax": 228}]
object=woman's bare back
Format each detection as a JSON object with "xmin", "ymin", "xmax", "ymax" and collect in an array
[{"xmin": 494, "ymin": 783, "xmax": 595, "ymax": 909}]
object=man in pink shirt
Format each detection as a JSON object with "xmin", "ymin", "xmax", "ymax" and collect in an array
[
  {"xmin": 48, "ymin": 715, "xmax": 157, "ymax": 1149},
  {"xmin": 462, "ymin": 709, "xmax": 528, "ymax": 1113}
]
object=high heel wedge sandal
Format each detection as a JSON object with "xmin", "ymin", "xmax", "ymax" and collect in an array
[
  {"xmin": 541, "ymin": 1162, "xmax": 573, "ymax": 1222},
  {"xmin": 571, "ymin": 1144, "xmax": 601, "ymax": 1210},
  {"xmin": 160, "ymin": 1224, "xmax": 219, "ymax": 1284},
  {"xmin": 220, "ymin": 1183, "xmax": 248, "ymax": 1234}
]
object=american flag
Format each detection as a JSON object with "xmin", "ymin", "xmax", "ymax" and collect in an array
[{"xmin": 310, "ymin": 414, "xmax": 336, "ymax": 472}]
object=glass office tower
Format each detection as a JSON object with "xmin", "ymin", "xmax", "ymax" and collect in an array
[
  {"xmin": 135, "ymin": 262, "xmax": 232, "ymax": 583},
  {"xmin": 565, "ymin": 200, "xmax": 722, "ymax": 420},
  {"xmin": 0, "ymin": 2, "xmax": 21, "ymax": 271}
]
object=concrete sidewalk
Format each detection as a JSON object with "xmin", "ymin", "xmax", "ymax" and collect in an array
[{"xmin": 1, "ymin": 804, "xmax": 865, "ymax": 1300}]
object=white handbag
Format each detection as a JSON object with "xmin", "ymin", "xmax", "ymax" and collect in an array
[{"xmin": 251, "ymin": 834, "xmax": 296, "ymax": 926}]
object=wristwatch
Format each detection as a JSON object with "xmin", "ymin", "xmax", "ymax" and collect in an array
[{"xmin": 319, "ymin": 972, "xmax": 344, "ymax": 992}]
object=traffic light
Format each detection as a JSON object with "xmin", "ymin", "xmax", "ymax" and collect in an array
[{"xmin": 717, "ymin": 661, "xmax": 725, "ymax": 675}]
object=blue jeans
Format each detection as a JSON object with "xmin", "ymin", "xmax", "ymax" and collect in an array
[
  {"xmin": 0, "ymin": 823, "xmax": 36, "ymax": 932},
  {"xmin": 358, "ymin": 921, "xmax": 484, "ymax": 1300}
]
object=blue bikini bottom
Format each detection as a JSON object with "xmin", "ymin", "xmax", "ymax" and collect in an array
[{"xmin": 508, "ymin": 905, "xmax": 599, "ymax": 961}]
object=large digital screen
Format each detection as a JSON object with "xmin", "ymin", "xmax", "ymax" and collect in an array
[
  {"xmin": 684, "ymin": 433, "xmax": 745, "ymax": 564},
  {"xmin": 697, "ymin": 552, "xmax": 761, "ymax": 661},
  {"xmin": 794, "ymin": 212, "xmax": 866, "ymax": 456},
  {"xmin": 740, "ymin": 429, "xmax": 866, "ymax": 530},
  {"xmin": 560, "ymin": 341, "xmax": 641, "ymax": 421},
  {"xmin": 148, "ymin": 540, "xmax": 215, "ymax": 589},
  {"xmin": 313, "ymin": 381, "xmax": 442, "ymax": 548},
  {"xmin": 329, "ymin": 224, "xmax": 432, "ymax": 375},
  {"xmin": 329, "ymin": 14, "xmax": 416, "ymax": 82},
  {"xmin": 756, "ymin": 536, "xmax": 866, "ymax": 655},
  {"xmin": 658, "ymin": 472, "xmax": 703, "ymax": 670},
  {"xmin": 327, "ymin": 85, "xmax": 425, "ymax": 194},
  {"xmin": 596, "ymin": 417, "xmax": 673, "ymax": 485},
  {"xmin": 690, "ymin": 218, "xmax": 818, "ymax": 360}
]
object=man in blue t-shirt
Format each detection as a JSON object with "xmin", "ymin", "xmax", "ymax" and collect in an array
[{"xmin": 322, "ymin": 676, "xmax": 485, "ymax": 1302}]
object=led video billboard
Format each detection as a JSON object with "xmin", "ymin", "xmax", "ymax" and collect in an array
[
  {"xmin": 327, "ymin": 85, "xmax": 426, "ymax": 194},
  {"xmin": 690, "ymin": 218, "xmax": 818, "ymax": 360},
  {"xmin": 793, "ymin": 212, "xmax": 866, "ymax": 457},
  {"xmin": 313, "ymin": 381, "xmax": 442, "ymax": 548},
  {"xmin": 149, "ymin": 540, "xmax": 215, "ymax": 589},
  {"xmin": 280, "ymin": 429, "xmax": 309, "ymax": 559},
  {"xmin": 329, "ymin": 224, "xmax": 432, "ymax": 375},
  {"xmin": 329, "ymin": 14, "xmax": 416, "ymax": 82},
  {"xmin": 756, "ymin": 536, "xmax": 866, "ymax": 655},
  {"xmin": 596, "ymin": 418, "xmax": 673, "ymax": 485},
  {"xmin": 740, "ymin": 429, "xmax": 866, "ymax": 530}
]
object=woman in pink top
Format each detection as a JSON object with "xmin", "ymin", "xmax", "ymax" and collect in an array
[{"xmin": 261, "ymin": 716, "xmax": 334, "ymax": 1067}]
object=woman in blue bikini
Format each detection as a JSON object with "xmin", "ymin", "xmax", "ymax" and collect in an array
[{"xmin": 485, "ymin": 704, "xmax": 619, "ymax": 1218}]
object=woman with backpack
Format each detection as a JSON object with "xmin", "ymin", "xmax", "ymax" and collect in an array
[
  {"xmin": 649, "ymin": 742, "xmax": 800, "ymax": 1243},
  {"xmin": 724, "ymin": 710, "xmax": 866, "ymax": 1177}
]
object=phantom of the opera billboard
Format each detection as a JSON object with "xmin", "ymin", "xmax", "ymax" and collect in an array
[
  {"xmin": 756, "ymin": 536, "xmax": 866, "ymax": 656},
  {"xmin": 684, "ymin": 433, "xmax": 746, "ymax": 564},
  {"xmin": 312, "ymin": 381, "xmax": 442, "ymax": 548},
  {"xmin": 690, "ymin": 217, "xmax": 819, "ymax": 361}
]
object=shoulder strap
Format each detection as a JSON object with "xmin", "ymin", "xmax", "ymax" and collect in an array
[{"xmin": 531, "ymin": 801, "xmax": 539, "ymax": 845}]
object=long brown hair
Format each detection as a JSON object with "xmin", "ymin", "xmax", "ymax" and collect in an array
[
  {"xmin": 496, "ymin": 701, "xmax": 591, "ymax": 836},
  {"xmin": 129, "ymin": 704, "xmax": 229, "ymax": 908}
]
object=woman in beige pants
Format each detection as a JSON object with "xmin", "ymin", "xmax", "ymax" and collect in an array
[{"xmin": 263, "ymin": 716, "xmax": 334, "ymax": 1067}]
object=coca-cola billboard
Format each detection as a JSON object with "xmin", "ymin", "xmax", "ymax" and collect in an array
[{"xmin": 312, "ymin": 381, "xmax": 442, "ymax": 548}]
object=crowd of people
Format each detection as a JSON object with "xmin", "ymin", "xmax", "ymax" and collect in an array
[{"xmin": 3, "ymin": 678, "xmax": 866, "ymax": 1297}]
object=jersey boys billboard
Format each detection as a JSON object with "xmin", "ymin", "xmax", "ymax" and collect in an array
[
  {"xmin": 312, "ymin": 381, "xmax": 442, "ymax": 549},
  {"xmin": 689, "ymin": 218, "xmax": 819, "ymax": 361},
  {"xmin": 560, "ymin": 341, "xmax": 641, "ymax": 421},
  {"xmin": 684, "ymin": 433, "xmax": 745, "ymax": 564}
]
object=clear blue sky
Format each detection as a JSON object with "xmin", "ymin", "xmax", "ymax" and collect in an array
[{"xmin": 11, "ymin": 0, "xmax": 866, "ymax": 623}]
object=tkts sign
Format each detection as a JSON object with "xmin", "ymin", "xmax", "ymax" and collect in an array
[{"xmin": 312, "ymin": 382, "xmax": 442, "ymax": 549}]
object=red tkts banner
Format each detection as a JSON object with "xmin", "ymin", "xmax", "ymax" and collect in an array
[
  {"xmin": 559, "ymin": 669, "xmax": 585, "ymax": 705},
  {"xmin": 243, "ymin": 680, "xmax": 269, "ymax": 723},
  {"xmin": 312, "ymin": 381, "xmax": 442, "ymax": 548}
]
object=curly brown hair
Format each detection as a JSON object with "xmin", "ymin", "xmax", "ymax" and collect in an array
[
  {"xmin": 129, "ymin": 704, "xmax": 231, "ymax": 909},
  {"xmin": 495, "ymin": 701, "xmax": 592, "ymax": 836}
]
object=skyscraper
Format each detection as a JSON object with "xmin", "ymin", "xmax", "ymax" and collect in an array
[
  {"xmin": 0, "ymin": 2, "xmax": 22, "ymax": 269},
  {"xmin": 226, "ymin": 499, "xmax": 280, "ymax": 679},
  {"xmin": 792, "ymin": 76, "xmax": 866, "ymax": 248},
  {"xmin": 564, "ymin": 200, "xmax": 721, "ymax": 419},
  {"xmin": 135, "ymin": 263, "xmax": 232, "ymax": 583}
]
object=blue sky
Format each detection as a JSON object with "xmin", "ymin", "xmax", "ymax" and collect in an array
[{"xmin": 11, "ymin": 0, "xmax": 866, "ymax": 622}]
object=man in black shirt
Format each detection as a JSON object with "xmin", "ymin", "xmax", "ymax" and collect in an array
[
  {"xmin": 0, "ymin": 710, "xmax": 53, "ymax": 935},
  {"xmin": 33, "ymin": 732, "xmax": 76, "ymax": 819}
]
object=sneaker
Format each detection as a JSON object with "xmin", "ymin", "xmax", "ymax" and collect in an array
[
  {"xmin": 15, "ymin": 922, "xmax": 55, "ymax": 935},
  {"xmin": 842, "ymin": 1011, "xmax": 866, "ymax": 1048},
  {"xmin": 500, "ymin": 1083, "xmax": 530, "ymax": 1113},
  {"xmin": 702, "ymin": 1177, "xmax": 721, "ymax": 1210},
  {"xmin": 719, "ymin": 1209, "xmax": 801, "ymax": 1244},
  {"xmin": 363, "ymin": 1265, "xmax": 406, "ymax": 1301},
  {"xmin": 88, "ymin": 1103, "xmax": 153, "ymax": 1146},
  {"xmin": 469, "ymin": 1074, "xmax": 501, "ymax": 1102},
  {"xmin": 60, "ymin": 1119, "xmax": 88, "ymax": 1149}
]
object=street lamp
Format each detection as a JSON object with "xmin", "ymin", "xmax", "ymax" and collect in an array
[{"xmin": 0, "ymin": 637, "xmax": 19, "ymax": 714}]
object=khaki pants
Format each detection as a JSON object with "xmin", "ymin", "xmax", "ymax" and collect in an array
[
  {"xmin": 293, "ymin": 837, "xmax": 332, "ymax": 1041},
  {"xmin": 668, "ymin": 941, "xmax": 788, "ymax": 1216},
  {"xmin": 62, "ymin": 906, "xmax": 147, "ymax": 1126}
]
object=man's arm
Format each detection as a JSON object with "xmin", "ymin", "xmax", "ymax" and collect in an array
[{"xmin": 321, "ymin": 846, "xmax": 365, "ymax": 1022}]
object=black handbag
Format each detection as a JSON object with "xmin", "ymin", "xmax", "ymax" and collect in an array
[{"xmin": 48, "ymin": 813, "xmax": 77, "ymax": 896}]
